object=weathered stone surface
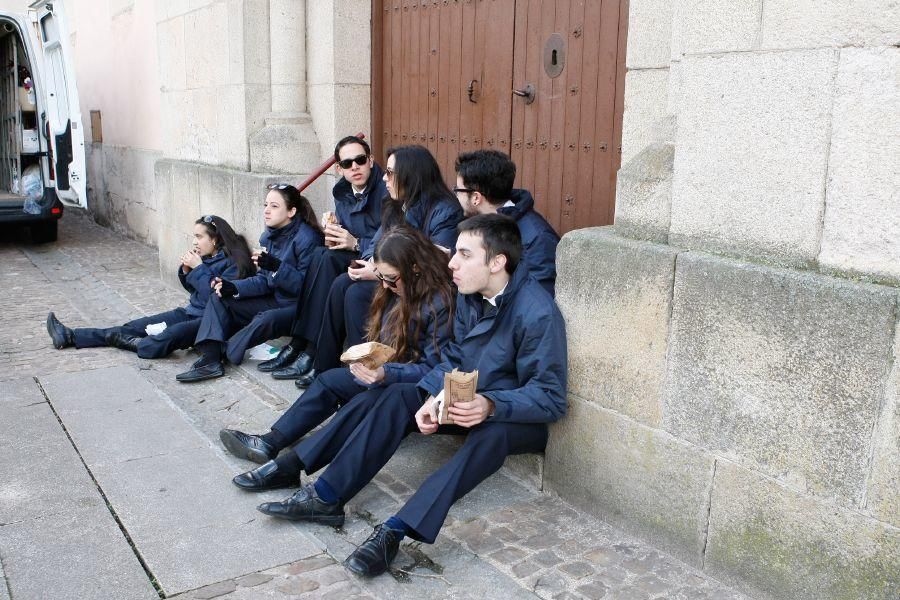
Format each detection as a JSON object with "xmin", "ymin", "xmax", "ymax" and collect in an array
[
  {"xmin": 232, "ymin": 170, "xmax": 282, "ymax": 240},
  {"xmin": 625, "ymin": 0, "xmax": 674, "ymax": 69},
  {"xmin": 556, "ymin": 228, "xmax": 676, "ymax": 426},
  {"xmin": 665, "ymin": 252, "xmax": 896, "ymax": 506},
  {"xmin": 670, "ymin": 50, "xmax": 836, "ymax": 266},
  {"xmin": 198, "ymin": 166, "xmax": 235, "ymax": 226},
  {"xmin": 171, "ymin": 161, "xmax": 202, "ymax": 231},
  {"xmin": 819, "ymin": 47, "xmax": 900, "ymax": 283},
  {"xmin": 621, "ymin": 69, "xmax": 670, "ymax": 165},
  {"xmin": 867, "ymin": 325, "xmax": 900, "ymax": 527},
  {"xmin": 249, "ymin": 119, "xmax": 320, "ymax": 175},
  {"xmin": 672, "ymin": 0, "xmax": 762, "ymax": 56},
  {"xmin": 545, "ymin": 396, "xmax": 714, "ymax": 566},
  {"xmin": 706, "ymin": 460, "xmax": 900, "ymax": 600},
  {"xmin": 614, "ymin": 142, "xmax": 674, "ymax": 243},
  {"xmin": 157, "ymin": 15, "xmax": 187, "ymax": 91},
  {"xmin": 95, "ymin": 146, "xmax": 161, "ymax": 245},
  {"xmin": 761, "ymin": 0, "xmax": 900, "ymax": 50}
]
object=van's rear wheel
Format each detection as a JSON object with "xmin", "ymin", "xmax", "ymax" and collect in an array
[{"xmin": 31, "ymin": 221, "xmax": 58, "ymax": 243}]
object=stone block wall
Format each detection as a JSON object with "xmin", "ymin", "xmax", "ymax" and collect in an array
[{"xmin": 553, "ymin": 1, "xmax": 900, "ymax": 598}]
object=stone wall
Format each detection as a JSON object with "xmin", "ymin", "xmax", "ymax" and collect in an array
[{"xmin": 548, "ymin": 1, "xmax": 900, "ymax": 598}]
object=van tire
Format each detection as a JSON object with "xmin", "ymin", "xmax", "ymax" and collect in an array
[{"xmin": 31, "ymin": 221, "xmax": 58, "ymax": 243}]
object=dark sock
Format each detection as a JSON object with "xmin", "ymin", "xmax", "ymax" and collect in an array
[
  {"xmin": 195, "ymin": 341, "xmax": 222, "ymax": 366},
  {"xmin": 314, "ymin": 477, "xmax": 339, "ymax": 504},
  {"xmin": 305, "ymin": 344, "xmax": 317, "ymax": 359},
  {"xmin": 384, "ymin": 516, "xmax": 409, "ymax": 538},
  {"xmin": 273, "ymin": 451, "xmax": 303, "ymax": 476},
  {"xmin": 261, "ymin": 428, "xmax": 289, "ymax": 451},
  {"xmin": 290, "ymin": 337, "xmax": 306, "ymax": 351}
]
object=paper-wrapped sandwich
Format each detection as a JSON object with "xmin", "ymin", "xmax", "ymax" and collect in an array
[
  {"xmin": 437, "ymin": 369, "xmax": 479, "ymax": 425},
  {"xmin": 339, "ymin": 341, "xmax": 396, "ymax": 370}
]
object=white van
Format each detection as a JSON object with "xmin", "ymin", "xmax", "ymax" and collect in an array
[{"xmin": 0, "ymin": 0, "xmax": 85, "ymax": 242}]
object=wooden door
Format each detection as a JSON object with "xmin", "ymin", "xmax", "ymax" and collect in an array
[{"xmin": 372, "ymin": 0, "xmax": 627, "ymax": 235}]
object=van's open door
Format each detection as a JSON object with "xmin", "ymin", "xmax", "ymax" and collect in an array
[{"xmin": 29, "ymin": 0, "xmax": 86, "ymax": 208}]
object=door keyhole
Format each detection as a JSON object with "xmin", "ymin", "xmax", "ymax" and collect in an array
[{"xmin": 551, "ymin": 50, "xmax": 558, "ymax": 66}]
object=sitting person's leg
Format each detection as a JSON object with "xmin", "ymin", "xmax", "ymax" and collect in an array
[
  {"xmin": 46, "ymin": 308, "xmax": 189, "ymax": 350},
  {"xmin": 221, "ymin": 367, "xmax": 368, "ymax": 465},
  {"xmin": 136, "ymin": 311, "xmax": 202, "ymax": 359},
  {"xmin": 224, "ymin": 304, "xmax": 294, "ymax": 365},
  {"xmin": 341, "ymin": 280, "xmax": 378, "ymax": 350}
]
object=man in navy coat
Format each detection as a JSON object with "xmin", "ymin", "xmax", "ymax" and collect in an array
[
  {"xmin": 254, "ymin": 214, "xmax": 568, "ymax": 577},
  {"xmin": 453, "ymin": 150, "xmax": 560, "ymax": 296}
]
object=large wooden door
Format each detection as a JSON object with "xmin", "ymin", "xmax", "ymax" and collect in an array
[{"xmin": 372, "ymin": 0, "xmax": 627, "ymax": 235}]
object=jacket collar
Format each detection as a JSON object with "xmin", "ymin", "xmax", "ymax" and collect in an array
[
  {"xmin": 460, "ymin": 264, "xmax": 530, "ymax": 339},
  {"xmin": 333, "ymin": 163, "xmax": 385, "ymax": 213},
  {"xmin": 497, "ymin": 188, "xmax": 534, "ymax": 221},
  {"xmin": 265, "ymin": 216, "xmax": 301, "ymax": 242}
]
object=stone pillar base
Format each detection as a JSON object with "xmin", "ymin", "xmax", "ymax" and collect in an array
[{"xmin": 249, "ymin": 113, "xmax": 322, "ymax": 175}]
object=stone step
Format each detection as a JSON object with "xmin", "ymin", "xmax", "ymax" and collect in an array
[{"xmin": 38, "ymin": 365, "xmax": 325, "ymax": 597}]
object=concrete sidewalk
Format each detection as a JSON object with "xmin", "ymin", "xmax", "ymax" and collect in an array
[{"xmin": 0, "ymin": 212, "xmax": 749, "ymax": 600}]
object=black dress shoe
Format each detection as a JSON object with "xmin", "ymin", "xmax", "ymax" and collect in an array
[
  {"xmin": 232, "ymin": 460, "xmax": 299, "ymax": 491},
  {"xmin": 257, "ymin": 343, "xmax": 302, "ymax": 372},
  {"xmin": 256, "ymin": 482, "xmax": 345, "ymax": 526},
  {"xmin": 175, "ymin": 361, "xmax": 224, "ymax": 382},
  {"xmin": 219, "ymin": 428, "xmax": 276, "ymax": 464},
  {"xmin": 294, "ymin": 369, "xmax": 318, "ymax": 389},
  {"xmin": 344, "ymin": 524, "xmax": 403, "ymax": 577},
  {"xmin": 271, "ymin": 352, "xmax": 313, "ymax": 380},
  {"xmin": 46, "ymin": 312, "xmax": 74, "ymax": 349},
  {"xmin": 106, "ymin": 331, "xmax": 140, "ymax": 352}
]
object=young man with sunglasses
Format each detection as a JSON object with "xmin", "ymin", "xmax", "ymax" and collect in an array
[
  {"xmin": 454, "ymin": 150, "xmax": 560, "ymax": 296},
  {"xmin": 250, "ymin": 214, "xmax": 567, "ymax": 578},
  {"xmin": 257, "ymin": 136, "xmax": 388, "ymax": 376}
]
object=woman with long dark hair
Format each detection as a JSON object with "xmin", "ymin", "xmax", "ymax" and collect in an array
[
  {"xmin": 175, "ymin": 184, "xmax": 325, "ymax": 382},
  {"xmin": 46, "ymin": 215, "xmax": 253, "ymax": 359},
  {"xmin": 219, "ymin": 226, "xmax": 455, "ymax": 489},
  {"xmin": 274, "ymin": 144, "xmax": 463, "ymax": 387}
]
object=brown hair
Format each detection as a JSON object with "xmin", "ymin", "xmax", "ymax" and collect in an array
[
  {"xmin": 267, "ymin": 184, "xmax": 323, "ymax": 236},
  {"xmin": 366, "ymin": 226, "xmax": 455, "ymax": 364}
]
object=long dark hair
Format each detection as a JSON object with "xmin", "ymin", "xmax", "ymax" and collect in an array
[
  {"xmin": 381, "ymin": 145, "xmax": 455, "ymax": 226},
  {"xmin": 366, "ymin": 226, "xmax": 455, "ymax": 364},
  {"xmin": 195, "ymin": 215, "xmax": 254, "ymax": 279},
  {"xmin": 268, "ymin": 184, "xmax": 323, "ymax": 235}
]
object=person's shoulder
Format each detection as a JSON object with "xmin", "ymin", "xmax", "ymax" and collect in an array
[
  {"xmin": 518, "ymin": 209, "xmax": 559, "ymax": 242},
  {"xmin": 509, "ymin": 277, "xmax": 560, "ymax": 320},
  {"xmin": 296, "ymin": 221, "xmax": 324, "ymax": 243}
]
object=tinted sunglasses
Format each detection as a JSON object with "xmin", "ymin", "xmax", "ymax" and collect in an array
[
  {"xmin": 266, "ymin": 183, "xmax": 293, "ymax": 190},
  {"xmin": 375, "ymin": 271, "xmax": 400, "ymax": 288},
  {"xmin": 201, "ymin": 215, "xmax": 217, "ymax": 230},
  {"xmin": 337, "ymin": 154, "xmax": 369, "ymax": 169}
]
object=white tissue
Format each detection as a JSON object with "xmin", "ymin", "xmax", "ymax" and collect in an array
[{"xmin": 145, "ymin": 322, "xmax": 167, "ymax": 336}]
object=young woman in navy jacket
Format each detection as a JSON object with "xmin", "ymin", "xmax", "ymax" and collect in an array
[
  {"xmin": 218, "ymin": 226, "xmax": 455, "ymax": 486},
  {"xmin": 175, "ymin": 184, "xmax": 324, "ymax": 382},
  {"xmin": 46, "ymin": 215, "xmax": 253, "ymax": 359}
]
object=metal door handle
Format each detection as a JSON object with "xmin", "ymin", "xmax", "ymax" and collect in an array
[
  {"xmin": 512, "ymin": 84, "xmax": 535, "ymax": 104},
  {"xmin": 467, "ymin": 80, "xmax": 478, "ymax": 103}
]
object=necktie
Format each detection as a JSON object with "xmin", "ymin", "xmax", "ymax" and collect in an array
[{"xmin": 354, "ymin": 192, "xmax": 364, "ymax": 201}]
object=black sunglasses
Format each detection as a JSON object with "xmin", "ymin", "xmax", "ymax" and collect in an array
[
  {"xmin": 201, "ymin": 215, "xmax": 217, "ymax": 229},
  {"xmin": 337, "ymin": 154, "xmax": 369, "ymax": 169},
  {"xmin": 266, "ymin": 183, "xmax": 294, "ymax": 190},
  {"xmin": 375, "ymin": 271, "xmax": 400, "ymax": 288}
]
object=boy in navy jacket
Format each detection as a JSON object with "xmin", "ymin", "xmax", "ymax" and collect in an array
[{"xmin": 254, "ymin": 214, "xmax": 568, "ymax": 578}]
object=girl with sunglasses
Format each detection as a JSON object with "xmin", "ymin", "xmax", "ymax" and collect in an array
[
  {"xmin": 273, "ymin": 144, "xmax": 463, "ymax": 388},
  {"xmin": 219, "ymin": 226, "xmax": 455, "ymax": 483},
  {"xmin": 175, "ymin": 184, "xmax": 324, "ymax": 382},
  {"xmin": 46, "ymin": 215, "xmax": 253, "ymax": 358}
]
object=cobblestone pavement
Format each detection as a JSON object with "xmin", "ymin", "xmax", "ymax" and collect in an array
[{"xmin": 0, "ymin": 212, "xmax": 751, "ymax": 600}]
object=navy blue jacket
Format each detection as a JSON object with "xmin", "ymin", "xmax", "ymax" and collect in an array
[
  {"xmin": 499, "ymin": 189, "xmax": 560, "ymax": 296},
  {"xmin": 418, "ymin": 265, "xmax": 567, "ymax": 423},
  {"xmin": 378, "ymin": 294, "xmax": 453, "ymax": 386},
  {"xmin": 363, "ymin": 194, "xmax": 464, "ymax": 259},
  {"xmin": 332, "ymin": 163, "xmax": 387, "ymax": 257},
  {"xmin": 234, "ymin": 218, "xmax": 325, "ymax": 306},
  {"xmin": 178, "ymin": 251, "xmax": 238, "ymax": 317}
]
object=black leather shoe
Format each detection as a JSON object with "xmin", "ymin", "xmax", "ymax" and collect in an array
[
  {"xmin": 294, "ymin": 369, "xmax": 318, "ymax": 389},
  {"xmin": 219, "ymin": 428, "xmax": 276, "ymax": 464},
  {"xmin": 256, "ymin": 482, "xmax": 345, "ymax": 526},
  {"xmin": 232, "ymin": 460, "xmax": 299, "ymax": 491},
  {"xmin": 257, "ymin": 343, "xmax": 302, "ymax": 372},
  {"xmin": 344, "ymin": 524, "xmax": 403, "ymax": 577},
  {"xmin": 46, "ymin": 312, "xmax": 74, "ymax": 349},
  {"xmin": 106, "ymin": 331, "xmax": 140, "ymax": 353},
  {"xmin": 271, "ymin": 352, "xmax": 313, "ymax": 380},
  {"xmin": 175, "ymin": 361, "xmax": 224, "ymax": 382}
]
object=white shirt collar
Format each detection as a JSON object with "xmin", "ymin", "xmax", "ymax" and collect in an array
[{"xmin": 482, "ymin": 283, "xmax": 508, "ymax": 307}]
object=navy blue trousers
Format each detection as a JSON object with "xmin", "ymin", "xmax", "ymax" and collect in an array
[
  {"xmin": 314, "ymin": 383, "xmax": 549, "ymax": 544},
  {"xmin": 72, "ymin": 307, "xmax": 201, "ymax": 359},
  {"xmin": 194, "ymin": 294, "xmax": 294, "ymax": 364},
  {"xmin": 313, "ymin": 275, "xmax": 377, "ymax": 372},
  {"xmin": 290, "ymin": 247, "xmax": 357, "ymax": 341},
  {"xmin": 270, "ymin": 368, "xmax": 387, "ymax": 463}
]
